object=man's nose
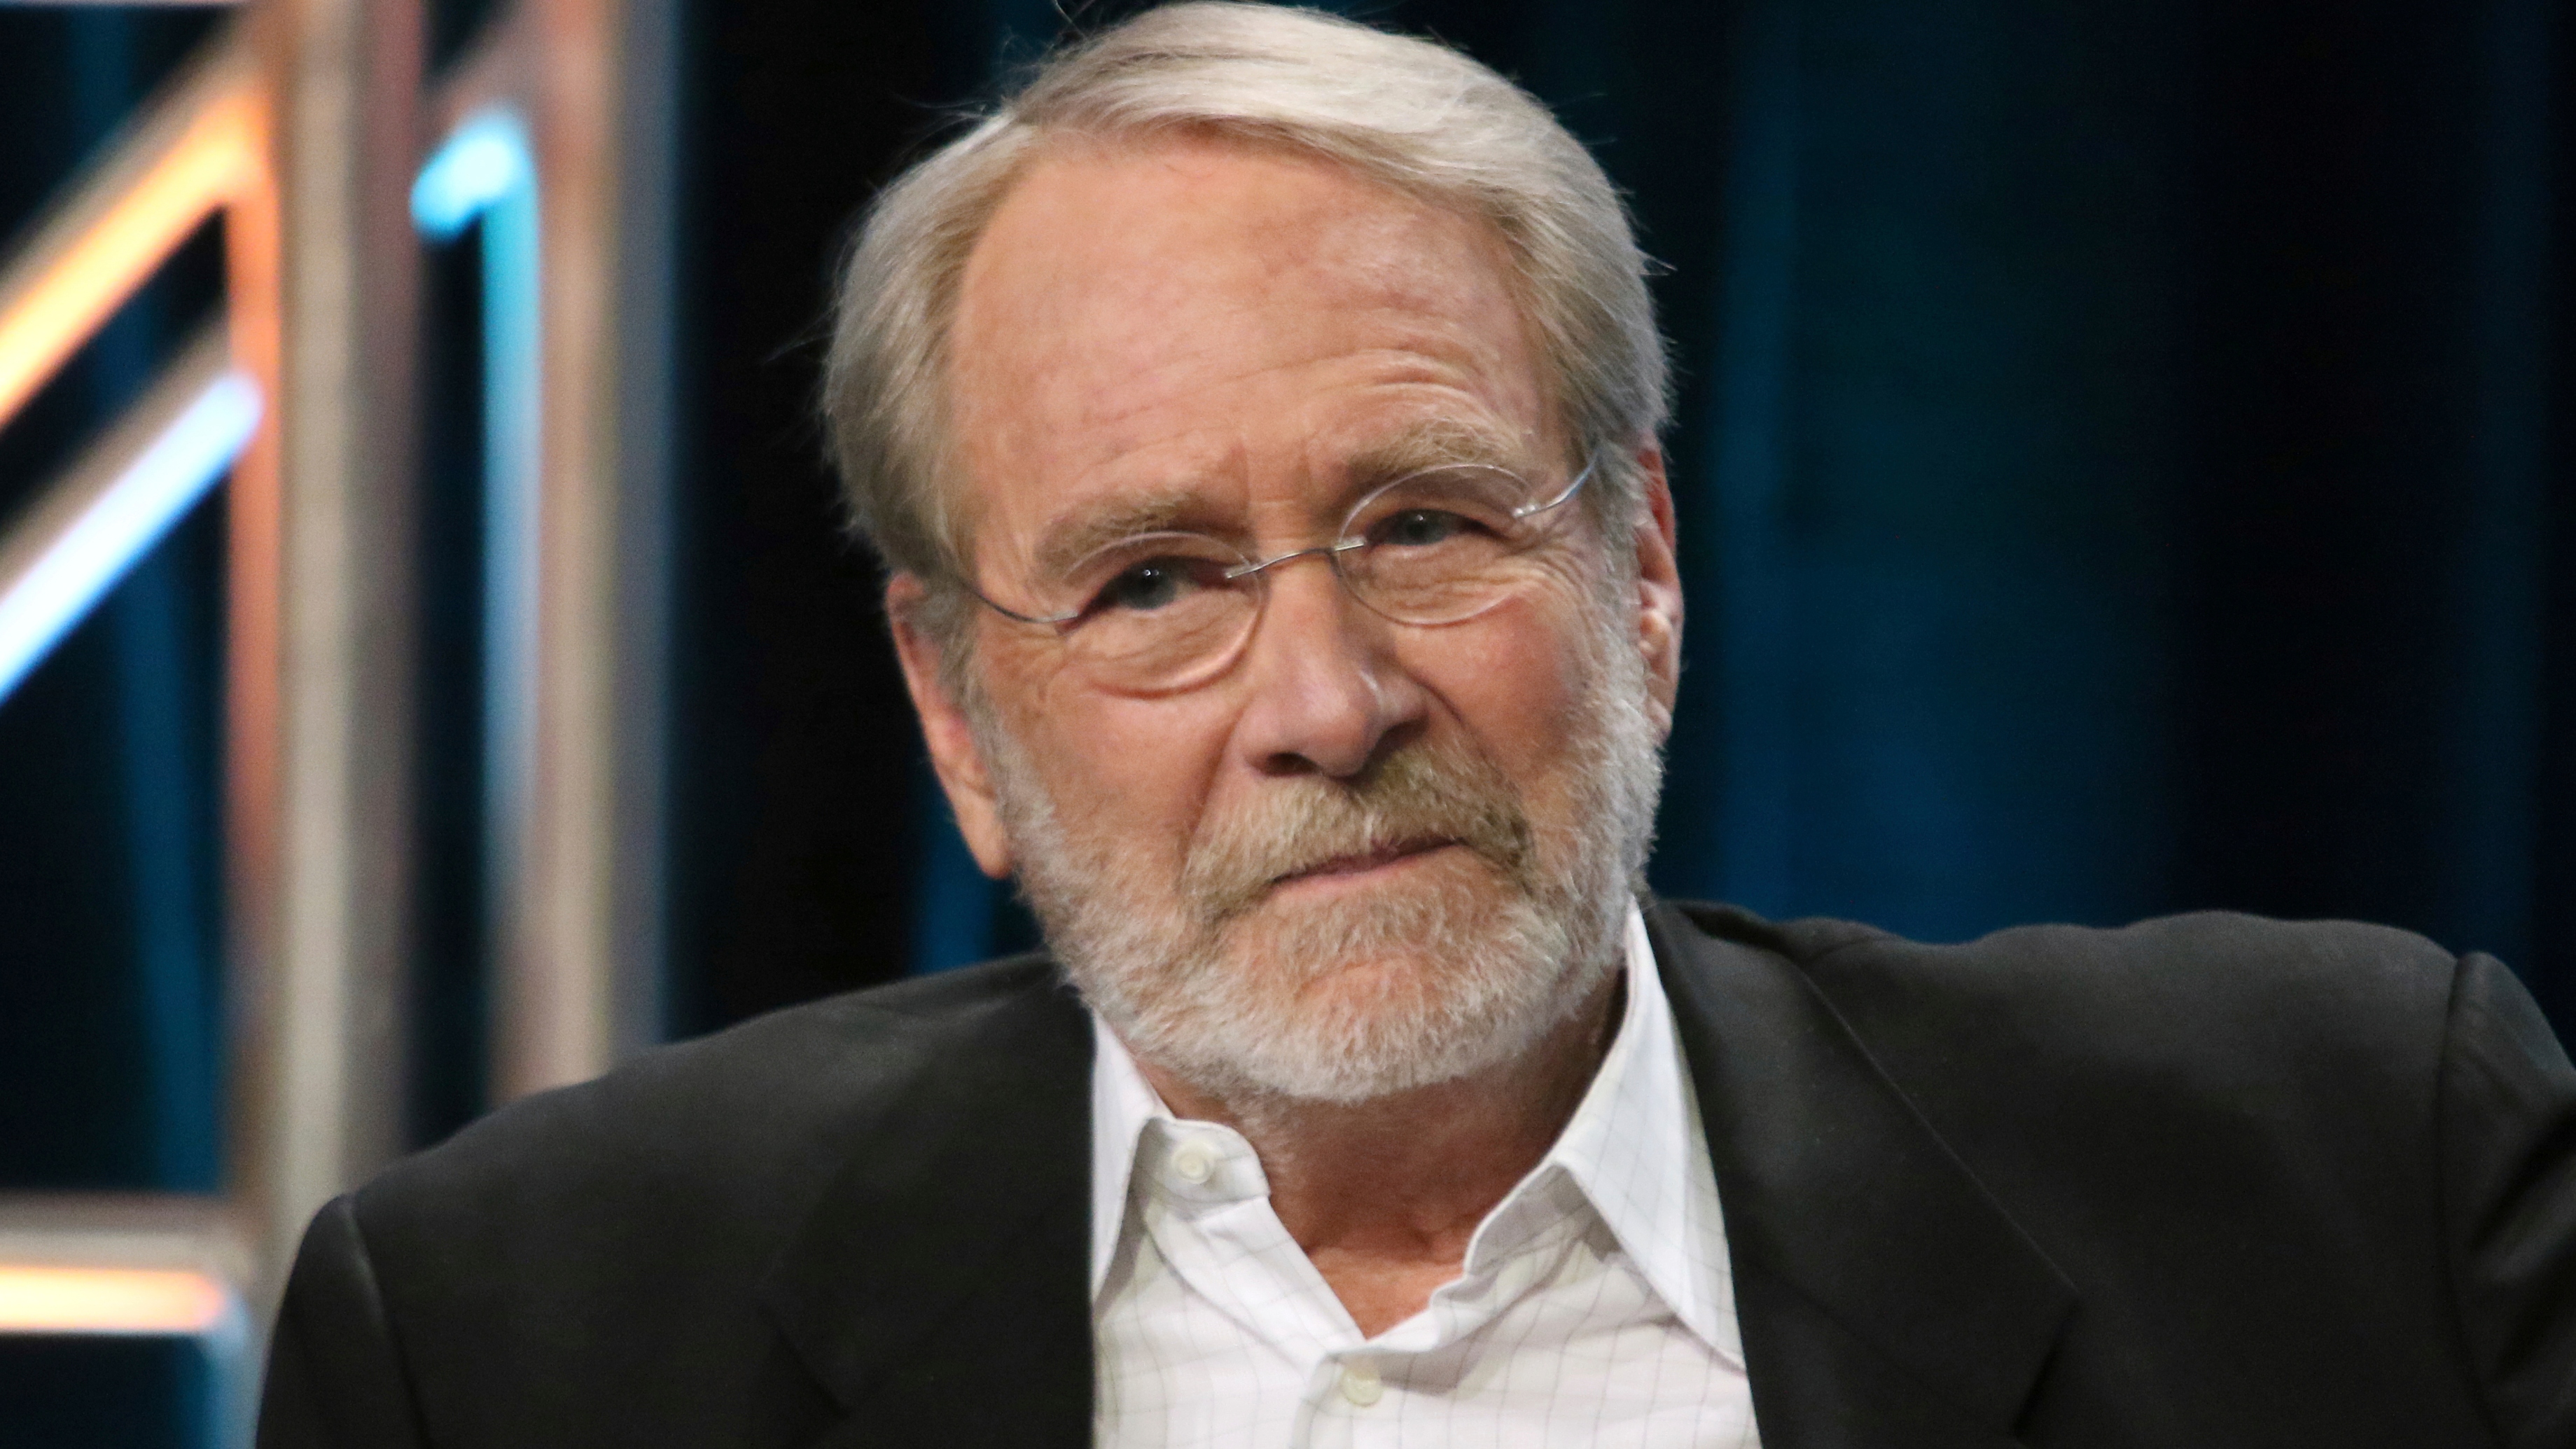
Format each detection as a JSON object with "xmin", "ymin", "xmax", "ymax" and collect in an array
[{"xmin": 1229, "ymin": 556, "xmax": 1423, "ymax": 779}]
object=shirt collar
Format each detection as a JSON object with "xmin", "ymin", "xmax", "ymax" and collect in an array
[
  {"xmin": 1089, "ymin": 999, "xmax": 1166, "ymax": 1296},
  {"xmin": 1087, "ymin": 902, "xmax": 1739, "ymax": 1361},
  {"xmin": 1539, "ymin": 905, "xmax": 1741, "ymax": 1359}
]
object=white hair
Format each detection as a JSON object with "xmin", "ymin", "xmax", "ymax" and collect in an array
[{"xmin": 821, "ymin": 1, "xmax": 1669, "ymax": 621}]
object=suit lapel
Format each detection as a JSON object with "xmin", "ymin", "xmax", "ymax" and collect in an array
[
  {"xmin": 757, "ymin": 967, "xmax": 1096, "ymax": 1449},
  {"xmin": 1648, "ymin": 901, "xmax": 2076, "ymax": 1448}
]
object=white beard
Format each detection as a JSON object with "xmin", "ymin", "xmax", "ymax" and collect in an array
[{"xmin": 973, "ymin": 592, "xmax": 1664, "ymax": 1104}]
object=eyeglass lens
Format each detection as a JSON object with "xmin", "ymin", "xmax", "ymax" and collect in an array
[{"xmin": 1030, "ymin": 461, "xmax": 1585, "ymax": 693}]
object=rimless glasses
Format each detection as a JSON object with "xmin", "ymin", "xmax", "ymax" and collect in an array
[{"xmin": 968, "ymin": 449, "xmax": 1602, "ymax": 695}]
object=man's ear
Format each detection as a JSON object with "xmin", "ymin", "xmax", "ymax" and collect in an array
[
  {"xmin": 885, "ymin": 573, "xmax": 1015, "ymax": 879},
  {"xmin": 1629, "ymin": 445, "xmax": 1683, "ymax": 740}
]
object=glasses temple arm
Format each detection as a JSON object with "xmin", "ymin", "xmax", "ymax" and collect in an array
[{"xmin": 1512, "ymin": 449, "xmax": 1603, "ymax": 520}]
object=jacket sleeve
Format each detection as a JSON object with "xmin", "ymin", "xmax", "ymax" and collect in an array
[
  {"xmin": 257, "ymin": 1193, "xmax": 428, "ymax": 1449},
  {"xmin": 2441, "ymin": 952, "xmax": 2576, "ymax": 1448}
]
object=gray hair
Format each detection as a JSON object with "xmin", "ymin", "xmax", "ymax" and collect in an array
[{"xmin": 822, "ymin": 1, "xmax": 1669, "ymax": 618}]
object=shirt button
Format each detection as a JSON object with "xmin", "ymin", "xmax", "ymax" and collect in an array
[
  {"xmin": 1169, "ymin": 1141, "xmax": 1216, "ymax": 1185},
  {"xmin": 1339, "ymin": 1361, "xmax": 1384, "ymax": 1407}
]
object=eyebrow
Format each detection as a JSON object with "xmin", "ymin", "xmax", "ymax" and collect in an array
[
  {"xmin": 1029, "ymin": 485, "xmax": 1216, "ymax": 584},
  {"xmin": 1025, "ymin": 420, "xmax": 1547, "ymax": 583}
]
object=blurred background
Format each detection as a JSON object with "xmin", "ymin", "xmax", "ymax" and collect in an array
[{"xmin": 1, "ymin": 0, "xmax": 2570, "ymax": 1441}]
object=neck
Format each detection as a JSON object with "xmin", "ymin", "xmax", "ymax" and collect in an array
[{"xmin": 1133, "ymin": 969, "xmax": 1623, "ymax": 1336}]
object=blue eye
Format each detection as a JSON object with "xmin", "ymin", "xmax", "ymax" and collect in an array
[
  {"xmin": 1374, "ymin": 508, "xmax": 1478, "ymax": 548},
  {"xmin": 1092, "ymin": 557, "xmax": 1218, "ymax": 613}
]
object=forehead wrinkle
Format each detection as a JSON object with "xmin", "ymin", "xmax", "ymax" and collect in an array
[
  {"xmin": 1050, "ymin": 312, "xmax": 1508, "ymax": 441},
  {"xmin": 1338, "ymin": 414, "xmax": 1542, "ymax": 490},
  {"xmin": 1054, "ymin": 340, "xmax": 1527, "ymax": 480},
  {"xmin": 955, "ymin": 153, "xmax": 1536, "ymax": 441}
]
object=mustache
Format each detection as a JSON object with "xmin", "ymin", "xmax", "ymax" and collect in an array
[{"xmin": 1179, "ymin": 742, "xmax": 1537, "ymax": 924}]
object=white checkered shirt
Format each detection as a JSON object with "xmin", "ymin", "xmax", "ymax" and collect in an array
[{"xmin": 1089, "ymin": 905, "xmax": 1762, "ymax": 1447}]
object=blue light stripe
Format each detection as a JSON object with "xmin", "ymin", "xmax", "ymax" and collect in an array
[
  {"xmin": 410, "ymin": 111, "xmax": 535, "ymax": 241},
  {"xmin": 413, "ymin": 108, "xmax": 543, "ymax": 918},
  {"xmin": 0, "ymin": 369, "xmax": 260, "ymax": 705}
]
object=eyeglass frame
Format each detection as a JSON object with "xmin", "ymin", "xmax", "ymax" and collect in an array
[{"xmin": 963, "ymin": 447, "xmax": 1606, "ymax": 643}]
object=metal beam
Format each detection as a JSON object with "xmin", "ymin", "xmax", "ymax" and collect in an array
[
  {"xmin": 0, "ymin": 9, "xmax": 424, "ymax": 1441},
  {"xmin": 223, "ymin": 0, "xmax": 426, "ymax": 1315},
  {"xmin": 0, "ymin": 27, "xmax": 278, "ymax": 1448},
  {"xmin": 0, "ymin": 39, "xmax": 258, "ymax": 434},
  {"xmin": 437, "ymin": 0, "xmax": 672, "ymax": 1102}
]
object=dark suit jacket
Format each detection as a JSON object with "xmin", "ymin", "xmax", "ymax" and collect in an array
[{"xmin": 258, "ymin": 901, "xmax": 2576, "ymax": 1447}]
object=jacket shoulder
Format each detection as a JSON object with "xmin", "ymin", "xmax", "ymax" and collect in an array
[
  {"xmin": 347, "ymin": 954, "xmax": 1085, "ymax": 1303},
  {"xmin": 1659, "ymin": 898, "xmax": 2460, "ymax": 1059},
  {"xmin": 1652, "ymin": 899, "xmax": 2470, "ymax": 1221},
  {"xmin": 293, "ymin": 955, "xmax": 1090, "ymax": 1445},
  {"xmin": 1657, "ymin": 899, "xmax": 2472, "ymax": 1286}
]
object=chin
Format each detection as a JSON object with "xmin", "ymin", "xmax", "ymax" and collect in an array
[{"xmin": 1122, "ymin": 876, "xmax": 1611, "ymax": 1104}]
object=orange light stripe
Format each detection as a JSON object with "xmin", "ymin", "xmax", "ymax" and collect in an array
[
  {"xmin": 0, "ymin": 85, "xmax": 261, "ymax": 431},
  {"xmin": 0, "ymin": 1266, "xmax": 232, "ymax": 1336}
]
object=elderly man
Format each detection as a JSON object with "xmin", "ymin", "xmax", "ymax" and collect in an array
[{"xmin": 259, "ymin": 5, "xmax": 2576, "ymax": 1447}]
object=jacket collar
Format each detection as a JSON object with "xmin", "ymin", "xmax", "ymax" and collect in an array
[
  {"xmin": 756, "ymin": 964, "xmax": 1097, "ymax": 1449},
  {"xmin": 1648, "ymin": 899, "xmax": 2075, "ymax": 1447},
  {"xmin": 754, "ymin": 906, "xmax": 2075, "ymax": 1448}
]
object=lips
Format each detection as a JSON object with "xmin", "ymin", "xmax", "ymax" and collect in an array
[{"xmin": 1272, "ymin": 837, "xmax": 1456, "ymax": 887}]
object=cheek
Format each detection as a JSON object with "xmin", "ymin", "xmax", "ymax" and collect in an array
[
  {"xmin": 1405, "ymin": 597, "xmax": 1596, "ymax": 780},
  {"xmin": 999, "ymin": 667, "xmax": 1233, "ymax": 849}
]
